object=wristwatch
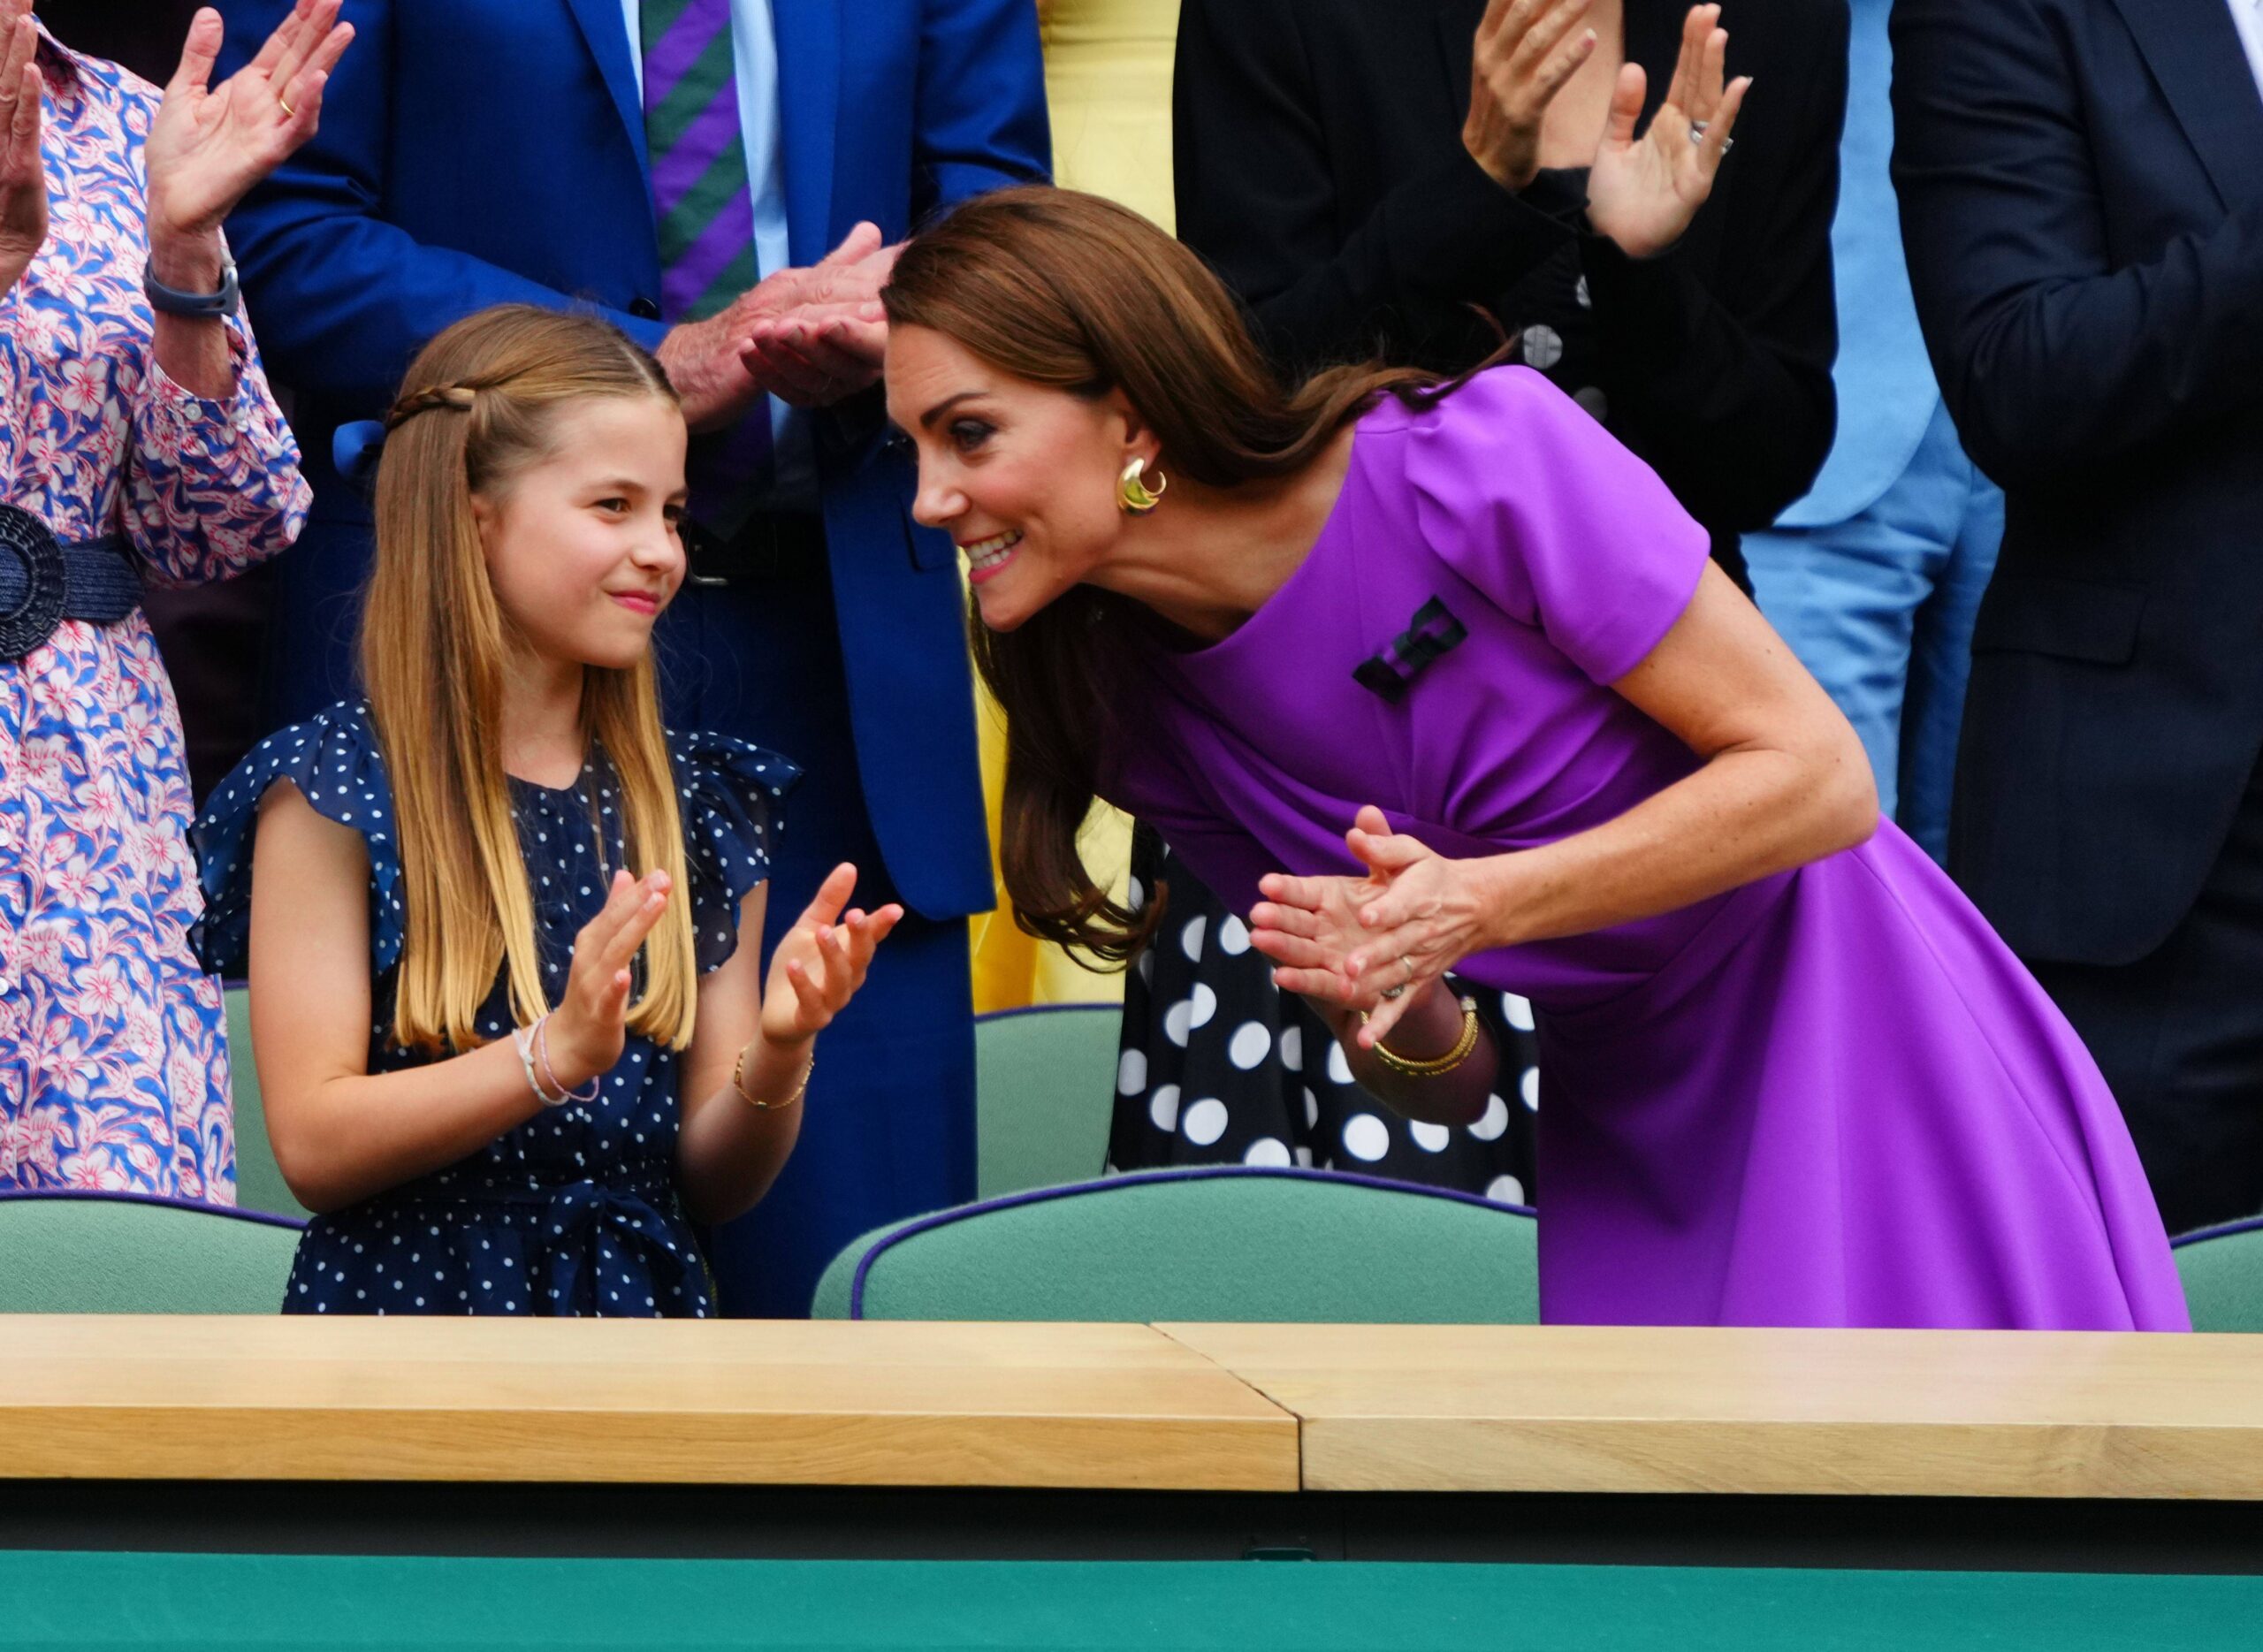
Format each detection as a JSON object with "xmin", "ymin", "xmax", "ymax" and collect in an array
[{"xmin": 142, "ymin": 258, "xmax": 240, "ymax": 319}]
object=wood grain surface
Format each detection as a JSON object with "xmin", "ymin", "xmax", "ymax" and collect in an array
[
  {"xmin": 1159, "ymin": 1322, "xmax": 2263, "ymax": 1499},
  {"xmin": 0, "ymin": 1317, "xmax": 1298, "ymax": 1489}
]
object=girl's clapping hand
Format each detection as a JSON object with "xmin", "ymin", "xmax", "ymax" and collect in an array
[
  {"xmin": 761, "ymin": 863, "xmax": 903, "ymax": 1045},
  {"xmin": 548, "ymin": 868, "xmax": 674, "ymax": 1086}
]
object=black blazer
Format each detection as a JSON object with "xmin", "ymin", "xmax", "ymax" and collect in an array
[
  {"xmin": 1893, "ymin": 0, "xmax": 2263, "ymax": 965},
  {"xmin": 1172, "ymin": 0, "xmax": 1848, "ymax": 583}
]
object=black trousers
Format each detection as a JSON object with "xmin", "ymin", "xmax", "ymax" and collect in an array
[{"xmin": 2027, "ymin": 757, "xmax": 2263, "ymax": 1237}]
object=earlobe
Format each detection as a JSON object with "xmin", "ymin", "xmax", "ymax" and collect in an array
[{"xmin": 468, "ymin": 492, "xmax": 499, "ymax": 558}]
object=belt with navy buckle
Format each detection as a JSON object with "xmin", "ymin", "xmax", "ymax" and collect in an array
[{"xmin": 0, "ymin": 503, "xmax": 144, "ymax": 661}]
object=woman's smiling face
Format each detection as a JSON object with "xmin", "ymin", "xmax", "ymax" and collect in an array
[{"xmin": 886, "ymin": 323, "xmax": 1152, "ymax": 632}]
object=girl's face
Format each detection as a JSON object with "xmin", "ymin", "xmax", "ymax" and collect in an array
[
  {"xmin": 472, "ymin": 395, "xmax": 690, "ymax": 671},
  {"xmin": 886, "ymin": 324, "xmax": 1151, "ymax": 633}
]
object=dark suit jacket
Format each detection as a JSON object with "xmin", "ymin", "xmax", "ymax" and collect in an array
[
  {"xmin": 1173, "ymin": 0, "xmax": 1848, "ymax": 582},
  {"xmin": 213, "ymin": 0, "xmax": 1050, "ymax": 920},
  {"xmin": 1893, "ymin": 0, "xmax": 2263, "ymax": 963}
]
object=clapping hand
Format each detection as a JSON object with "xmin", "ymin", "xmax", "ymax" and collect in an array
[
  {"xmin": 1584, "ymin": 4, "xmax": 1749, "ymax": 261},
  {"xmin": 759, "ymin": 863, "xmax": 903, "ymax": 1047},
  {"xmin": 0, "ymin": 2, "xmax": 42, "ymax": 291},
  {"xmin": 546, "ymin": 869, "xmax": 677, "ymax": 1088},
  {"xmin": 660, "ymin": 223, "xmax": 899, "ymax": 429},
  {"xmin": 1462, "ymin": 0, "xmax": 1602, "ymax": 193},
  {"xmin": 1249, "ymin": 807, "xmax": 1498, "ymax": 1047},
  {"xmin": 144, "ymin": 1, "xmax": 354, "ymax": 251}
]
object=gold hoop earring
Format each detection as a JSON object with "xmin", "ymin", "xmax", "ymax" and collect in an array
[{"xmin": 1118, "ymin": 457, "xmax": 1168, "ymax": 515}]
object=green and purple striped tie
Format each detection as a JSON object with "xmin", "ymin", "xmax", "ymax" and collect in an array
[
  {"xmin": 642, "ymin": 0, "xmax": 772, "ymax": 504},
  {"xmin": 643, "ymin": 0, "xmax": 760, "ymax": 322}
]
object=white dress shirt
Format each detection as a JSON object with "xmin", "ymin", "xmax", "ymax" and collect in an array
[{"xmin": 2229, "ymin": 0, "xmax": 2263, "ymax": 104}]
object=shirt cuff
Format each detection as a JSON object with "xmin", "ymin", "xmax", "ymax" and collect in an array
[{"xmin": 141, "ymin": 319, "xmax": 263, "ymax": 436}]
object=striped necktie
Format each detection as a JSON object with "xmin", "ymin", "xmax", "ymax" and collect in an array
[
  {"xmin": 641, "ymin": 0, "xmax": 773, "ymax": 521},
  {"xmin": 643, "ymin": 0, "xmax": 761, "ymax": 322}
]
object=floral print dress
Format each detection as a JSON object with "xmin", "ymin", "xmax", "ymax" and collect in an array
[{"xmin": 0, "ymin": 28, "xmax": 309, "ymax": 1199}]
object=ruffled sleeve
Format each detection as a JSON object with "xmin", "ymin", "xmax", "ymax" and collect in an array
[
  {"xmin": 669, "ymin": 729, "xmax": 802, "ymax": 972},
  {"xmin": 1401, "ymin": 366, "xmax": 1712, "ymax": 686},
  {"xmin": 191, "ymin": 701, "xmax": 405, "ymax": 978}
]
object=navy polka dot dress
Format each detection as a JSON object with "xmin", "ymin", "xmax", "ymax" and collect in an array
[{"xmin": 192, "ymin": 702, "xmax": 797, "ymax": 1318}]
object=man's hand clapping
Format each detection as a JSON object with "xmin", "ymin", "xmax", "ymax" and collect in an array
[{"xmin": 658, "ymin": 221, "xmax": 898, "ymax": 430}]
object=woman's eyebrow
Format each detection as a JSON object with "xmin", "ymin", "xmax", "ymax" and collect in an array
[{"xmin": 918, "ymin": 390, "xmax": 990, "ymax": 429}]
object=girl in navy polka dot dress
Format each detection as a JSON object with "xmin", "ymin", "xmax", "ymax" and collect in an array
[{"xmin": 193, "ymin": 306, "xmax": 901, "ymax": 1317}]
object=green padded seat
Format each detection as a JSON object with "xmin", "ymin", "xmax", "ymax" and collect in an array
[
  {"xmin": 974, "ymin": 1004, "xmax": 1121, "ymax": 1199},
  {"xmin": 812, "ymin": 1166, "xmax": 1538, "ymax": 1322},
  {"xmin": 0, "ymin": 1191, "xmax": 303, "ymax": 1314},
  {"xmin": 225, "ymin": 985, "xmax": 309, "ymax": 1220},
  {"xmin": 2172, "ymin": 1217, "xmax": 2263, "ymax": 1333}
]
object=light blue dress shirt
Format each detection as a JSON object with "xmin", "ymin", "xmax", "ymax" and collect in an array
[
  {"xmin": 1776, "ymin": 0, "xmax": 1938, "ymax": 528},
  {"xmin": 621, "ymin": 0, "xmax": 817, "ymax": 509}
]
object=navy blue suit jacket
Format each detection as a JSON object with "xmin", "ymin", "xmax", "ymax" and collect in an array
[
  {"xmin": 215, "ymin": 0, "xmax": 1049, "ymax": 919},
  {"xmin": 1893, "ymin": 0, "xmax": 2263, "ymax": 964}
]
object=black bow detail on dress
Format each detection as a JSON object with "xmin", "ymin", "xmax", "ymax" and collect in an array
[{"xmin": 1352, "ymin": 597, "xmax": 1467, "ymax": 704}]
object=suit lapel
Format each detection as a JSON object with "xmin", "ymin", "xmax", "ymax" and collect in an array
[
  {"xmin": 563, "ymin": 0, "xmax": 652, "ymax": 187},
  {"xmin": 773, "ymin": 0, "xmax": 841, "ymax": 265},
  {"xmin": 2109, "ymin": 0, "xmax": 2263, "ymax": 209}
]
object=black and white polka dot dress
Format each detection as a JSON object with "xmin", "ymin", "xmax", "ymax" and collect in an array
[
  {"xmin": 1109, "ymin": 827, "xmax": 1539, "ymax": 1205},
  {"xmin": 193, "ymin": 701, "xmax": 796, "ymax": 1317}
]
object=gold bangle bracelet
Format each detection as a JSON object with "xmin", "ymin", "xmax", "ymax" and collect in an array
[
  {"xmin": 732, "ymin": 1043, "xmax": 812, "ymax": 1111},
  {"xmin": 1364, "ymin": 995, "xmax": 1482, "ymax": 1078}
]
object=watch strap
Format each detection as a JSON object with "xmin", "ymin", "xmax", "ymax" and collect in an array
[{"xmin": 142, "ymin": 258, "xmax": 240, "ymax": 319}]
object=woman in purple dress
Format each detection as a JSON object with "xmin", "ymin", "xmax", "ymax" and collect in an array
[{"xmin": 881, "ymin": 186, "xmax": 2185, "ymax": 1330}]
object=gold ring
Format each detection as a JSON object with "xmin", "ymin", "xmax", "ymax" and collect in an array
[{"xmin": 278, "ymin": 95, "xmax": 296, "ymax": 118}]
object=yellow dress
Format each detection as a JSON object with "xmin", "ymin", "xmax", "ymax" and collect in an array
[{"xmin": 969, "ymin": 0, "xmax": 1179, "ymax": 1011}]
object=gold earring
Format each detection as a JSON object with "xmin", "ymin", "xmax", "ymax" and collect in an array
[{"xmin": 1118, "ymin": 457, "xmax": 1168, "ymax": 515}]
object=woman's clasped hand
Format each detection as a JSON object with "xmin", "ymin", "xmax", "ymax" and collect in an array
[{"xmin": 1250, "ymin": 807, "xmax": 1504, "ymax": 1050}]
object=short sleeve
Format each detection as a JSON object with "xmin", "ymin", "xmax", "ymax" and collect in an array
[
  {"xmin": 190, "ymin": 701, "xmax": 404, "ymax": 978},
  {"xmin": 670, "ymin": 730, "xmax": 802, "ymax": 972},
  {"xmin": 1400, "ymin": 367, "xmax": 1711, "ymax": 685}
]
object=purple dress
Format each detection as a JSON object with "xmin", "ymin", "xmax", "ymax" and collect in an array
[{"xmin": 1102, "ymin": 369, "xmax": 2185, "ymax": 1330}]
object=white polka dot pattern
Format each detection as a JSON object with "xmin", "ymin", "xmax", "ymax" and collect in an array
[{"xmin": 192, "ymin": 701, "xmax": 802, "ymax": 1319}]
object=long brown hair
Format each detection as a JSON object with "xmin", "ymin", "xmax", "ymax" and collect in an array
[
  {"xmin": 362, "ymin": 304, "xmax": 697, "ymax": 1054},
  {"xmin": 883, "ymin": 186, "xmax": 1455, "ymax": 964}
]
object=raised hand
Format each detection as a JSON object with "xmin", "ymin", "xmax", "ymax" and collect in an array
[
  {"xmin": 545, "ymin": 869, "xmax": 675, "ymax": 1087},
  {"xmin": 1249, "ymin": 807, "xmax": 1500, "ymax": 1047},
  {"xmin": 1584, "ymin": 4, "xmax": 1749, "ymax": 261},
  {"xmin": 759, "ymin": 862, "xmax": 903, "ymax": 1046},
  {"xmin": 1462, "ymin": 0, "xmax": 1601, "ymax": 192},
  {"xmin": 0, "ymin": 2, "xmax": 45, "ymax": 291},
  {"xmin": 144, "ymin": 1, "xmax": 354, "ymax": 249}
]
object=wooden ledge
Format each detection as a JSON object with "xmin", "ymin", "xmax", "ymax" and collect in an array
[
  {"xmin": 1160, "ymin": 1323, "xmax": 2263, "ymax": 1499},
  {"xmin": 0, "ymin": 1317, "xmax": 1298, "ymax": 1490}
]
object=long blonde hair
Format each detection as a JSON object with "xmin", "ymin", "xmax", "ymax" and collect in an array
[{"xmin": 362, "ymin": 304, "xmax": 697, "ymax": 1054}]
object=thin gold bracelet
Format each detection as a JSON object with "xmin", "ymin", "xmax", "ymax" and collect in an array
[
  {"xmin": 1362, "ymin": 995, "xmax": 1482, "ymax": 1077},
  {"xmin": 732, "ymin": 1043, "xmax": 813, "ymax": 1111}
]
